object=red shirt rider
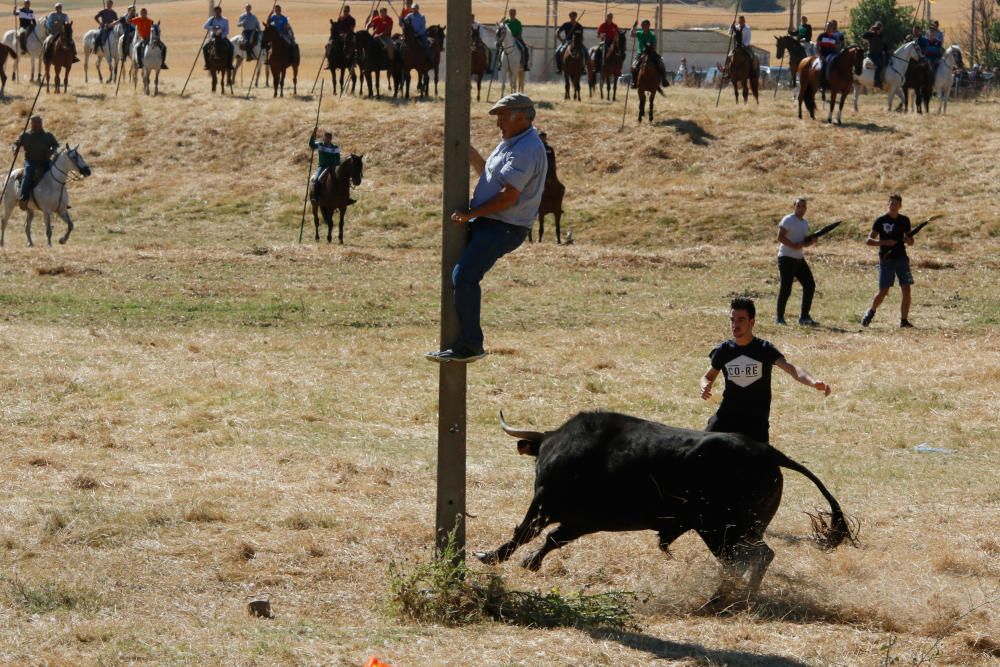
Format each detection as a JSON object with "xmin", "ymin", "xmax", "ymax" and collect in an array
[{"xmin": 598, "ymin": 20, "xmax": 619, "ymax": 44}]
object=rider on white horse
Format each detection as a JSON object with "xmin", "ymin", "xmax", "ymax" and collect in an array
[
  {"xmin": 500, "ymin": 8, "xmax": 528, "ymax": 71},
  {"xmin": 236, "ymin": 3, "xmax": 261, "ymax": 61},
  {"xmin": 12, "ymin": 115, "xmax": 59, "ymax": 211},
  {"xmin": 131, "ymin": 7, "xmax": 167, "ymax": 69},
  {"xmin": 862, "ymin": 22, "xmax": 887, "ymax": 88},
  {"xmin": 14, "ymin": 0, "xmax": 36, "ymax": 54},
  {"xmin": 93, "ymin": 0, "xmax": 117, "ymax": 51}
]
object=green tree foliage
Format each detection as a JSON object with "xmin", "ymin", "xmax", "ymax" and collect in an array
[{"xmin": 848, "ymin": 0, "xmax": 921, "ymax": 50}]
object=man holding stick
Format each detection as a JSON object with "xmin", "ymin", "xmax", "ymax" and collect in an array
[
  {"xmin": 427, "ymin": 94, "xmax": 547, "ymax": 363},
  {"xmin": 11, "ymin": 115, "xmax": 59, "ymax": 211},
  {"xmin": 775, "ymin": 197, "xmax": 819, "ymax": 326},
  {"xmin": 861, "ymin": 194, "xmax": 916, "ymax": 328}
]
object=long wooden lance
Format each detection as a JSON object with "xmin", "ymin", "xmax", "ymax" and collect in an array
[
  {"xmin": 619, "ymin": 0, "xmax": 642, "ymax": 130},
  {"xmin": 298, "ymin": 80, "xmax": 324, "ymax": 243},
  {"xmin": 715, "ymin": 0, "xmax": 742, "ymax": 108},
  {"xmin": 0, "ymin": 79, "xmax": 43, "ymax": 210}
]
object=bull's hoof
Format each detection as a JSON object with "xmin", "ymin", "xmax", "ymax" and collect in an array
[
  {"xmin": 474, "ymin": 550, "xmax": 500, "ymax": 565},
  {"xmin": 521, "ymin": 552, "xmax": 544, "ymax": 571}
]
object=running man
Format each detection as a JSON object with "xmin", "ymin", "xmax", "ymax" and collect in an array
[{"xmin": 861, "ymin": 194, "xmax": 916, "ymax": 328}]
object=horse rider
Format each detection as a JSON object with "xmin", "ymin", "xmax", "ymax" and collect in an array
[
  {"xmin": 237, "ymin": 4, "xmax": 261, "ymax": 61},
  {"xmin": 910, "ymin": 24, "xmax": 928, "ymax": 53},
  {"xmin": 554, "ymin": 11, "xmax": 584, "ymax": 74},
  {"xmin": 366, "ymin": 6, "xmax": 394, "ymax": 61},
  {"xmin": 93, "ymin": 0, "xmax": 116, "ymax": 51},
  {"xmin": 791, "ymin": 15, "xmax": 812, "ymax": 44},
  {"xmin": 471, "ymin": 14, "xmax": 489, "ymax": 47},
  {"xmin": 130, "ymin": 8, "xmax": 166, "ymax": 69},
  {"xmin": 862, "ymin": 21, "xmax": 887, "ymax": 88},
  {"xmin": 500, "ymin": 8, "xmax": 528, "ymax": 72},
  {"xmin": 12, "ymin": 115, "xmax": 59, "ymax": 211},
  {"xmin": 630, "ymin": 19, "xmax": 668, "ymax": 88},
  {"xmin": 816, "ymin": 20, "xmax": 844, "ymax": 88},
  {"xmin": 924, "ymin": 20, "xmax": 944, "ymax": 70},
  {"xmin": 725, "ymin": 15, "xmax": 751, "ymax": 72},
  {"xmin": 43, "ymin": 3, "xmax": 78, "ymax": 63},
  {"xmin": 594, "ymin": 12, "xmax": 618, "ymax": 73},
  {"xmin": 399, "ymin": 0, "xmax": 414, "ymax": 21},
  {"xmin": 13, "ymin": 0, "xmax": 36, "ymax": 55},
  {"xmin": 202, "ymin": 4, "xmax": 232, "ymax": 70},
  {"xmin": 116, "ymin": 4, "xmax": 136, "ymax": 56},
  {"xmin": 402, "ymin": 3, "xmax": 431, "ymax": 61},
  {"xmin": 334, "ymin": 5, "xmax": 355, "ymax": 36},
  {"xmin": 267, "ymin": 5, "xmax": 296, "ymax": 49},
  {"xmin": 309, "ymin": 129, "xmax": 341, "ymax": 203}
]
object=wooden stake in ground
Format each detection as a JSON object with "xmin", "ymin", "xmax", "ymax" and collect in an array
[
  {"xmin": 0, "ymin": 79, "xmax": 43, "ymax": 210},
  {"xmin": 297, "ymin": 79, "xmax": 324, "ymax": 244},
  {"xmin": 619, "ymin": 0, "xmax": 642, "ymax": 131},
  {"xmin": 715, "ymin": 0, "xmax": 742, "ymax": 108},
  {"xmin": 484, "ymin": 0, "xmax": 510, "ymax": 103}
]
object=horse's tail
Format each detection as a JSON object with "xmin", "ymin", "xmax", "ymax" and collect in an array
[{"xmin": 2, "ymin": 43, "xmax": 17, "ymax": 61}]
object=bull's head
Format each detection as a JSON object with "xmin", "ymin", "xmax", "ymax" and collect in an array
[{"xmin": 499, "ymin": 411, "xmax": 543, "ymax": 456}]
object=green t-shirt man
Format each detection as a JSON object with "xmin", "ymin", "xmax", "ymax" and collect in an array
[
  {"xmin": 503, "ymin": 16, "xmax": 522, "ymax": 38},
  {"xmin": 635, "ymin": 28, "xmax": 656, "ymax": 53}
]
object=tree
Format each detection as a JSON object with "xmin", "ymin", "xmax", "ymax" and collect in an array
[{"xmin": 848, "ymin": 0, "xmax": 920, "ymax": 50}]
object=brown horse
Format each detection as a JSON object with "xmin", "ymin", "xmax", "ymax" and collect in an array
[
  {"xmin": 636, "ymin": 46, "xmax": 666, "ymax": 123},
  {"xmin": 0, "ymin": 43, "xmax": 15, "ymax": 96},
  {"xmin": 589, "ymin": 30, "xmax": 626, "ymax": 101},
  {"xmin": 206, "ymin": 32, "xmax": 233, "ymax": 95},
  {"xmin": 426, "ymin": 25, "xmax": 444, "ymax": 97},
  {"xmin": 533, "ymin": 170, "xmax": 565, "ymax": 244},
  {"xmin": 395, "ymin": 21, "xmax": 430, "ymax": 99},
  {"xmin": 312, "ymin": 154, "xmax": 364, "ymax": 244},
  {"xmin": 261, "ymin": 23, "xmax": 298, "ymax": 97},
  {"xmin": 797, "ymin": 46, "xmax": 865, "ymax": 124},
  {"xmin": 325, "ymin": 22, "xmax": 356, "ymax": 95},
  {"xmin": 775, "ymin": 35, "xmax": 807, "ymax": 91},
  {"xmin": 561, "ymin": 32, "xmax": 585, "ymax": 101},
  {"xmin": 45, "ymin": 23, "xmax": 76, "ymax": 93},
  {"xmin": 728, "ymin": 43, "xmax": 759, "ymax": 104},
  {"xmin": 353, "ymin": 30, "xmax": 393, "ymax": 97},
  {"xmin": 470, "ymin": 27, "xmax": 489, "ymax": 102}
]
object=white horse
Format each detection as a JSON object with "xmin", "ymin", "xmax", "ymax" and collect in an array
[
  {"xmin": 494, "ymin": 24, "xmax": 528, "ymax": 94},
  {"xmin": 933, "ymin": 45, "xmax": 964, "ymax": 114},
  {"xmin": 2, "ymin": 23, "xmax": 47, "ymax": 83},
  {"xmin": 135, "ymin": 21, "xmax": 165, "ymax": 95},
  {"xmin": 83, "ymin": 27, "xmax": 116, "ymax": 83},
  {"xmin": 1, "ymin": 145, "xmax": 92, "ymax": 247},
  {"xmin": 231, "ymin": 31, "xmax": 264, "ymax": 86},
  {"xmin": 853, "ymin": 40, "xmax": 923, "ymax": 112}
]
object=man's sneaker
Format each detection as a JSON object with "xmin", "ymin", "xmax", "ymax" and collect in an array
[
  {"xmin": 425, "ymin": 346, "xmax": 487, "ymax": 364},
  {"xmin": 775, "ymin": 317, "xmax": 787, "ymax": 325},
  {"xmin": 798, "ymin": 316, "xmax": 819, "ymax": 327},
  {"xmin": 900, "ymin": 319, "xmax": 914, "ymax": 328},
  {"xmin": 861, "ymin": 309, "xmax": 875, "ymax": 327}
]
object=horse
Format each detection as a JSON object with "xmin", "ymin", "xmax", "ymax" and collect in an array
[
  {"xmin": 494, "ymin": 24, "xmax": 527, "ymax": 94},
  {"xmin": 728, "ymin": 42, "xmax": 759, "ymax": 104},
  {"xmin": 261, "ymin": 23, "xmax": 298, "ymax": 97},
  {"xmin": 353, "ymin": 30, "xmax": 392, "ymax": 97},
  {"xmin": 775, "ymin": 35, "xmax": 807, "ymax": 91},
  {"xmin": 932, "ymin": 45, "xmax": 964, "ymax": 114},
  {"xmin": 205, "ymin": 31, "xmax": 234, "ymax": 95},
  {"xmin": 232, "ymin": 29, "xmax": 264, "ymax": 86},
  {"xmin": 0, "ymin": 43, "xmax": 15, "ymax": 95},
  {"xmin": 324, "ymin": 22, "xmax": 356, "ymax": 95},
  {"xmin": 900, "ymin": 57, "xmax": 932, "ymax": 113},
  {"xmin": 395, "ymin": 21, "xmax": 430, "ymax": 98},
  {"xmin": 426, "ymin": 25, "xmax": 444, "ymax": 97},
  {"xmin": 2, "ymin": 22, "xmax": 46, "ymax": 82},
  {"xmin": 44, "ymin": 22, "xmax": 75, "ymax": 93},
  {"xmin": 587, "ymin": 30, "xmax": 626, "ymax": 101},
  {"xmin": 798, "ymin": 45, "xmax": 864, "ymax": 124},
  {"xmin": 852, "ymin": 40, "xmax": 923, "ymax": 112},
  {"xmin": 82, "ymin": 26, "xmax": 116, "ymax": 83},
  {"xmin": 470, "ymin": 27, "xmax": 489, "ymax": 101},
  {"xmin": 1, "ymin": 144, "xmax": 92, "ymax": 247},
  {"xmin": 636, "ymin": 46, "xmax": 666, "ymax": 123},
  {"xmin": 532, "ymin": 171, "xmax": 565, "ymax": 244},
  {"xmin": 311, "ymin": 154, "xmax": 363, "ymax": 245},
  {"xmin": 559, "ymin": 32, "xmax": 584, "ymax": 101},
  {"xmin": 136, "ymin": 21, "xmax": 166, "ymax": 96}
]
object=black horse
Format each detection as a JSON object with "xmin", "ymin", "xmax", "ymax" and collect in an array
[
  {"xmin": 900, "ymin": 58, "xmax": 933, "ymax": 113},
  {"xmin": 325, "ymin": 21, "xmax": 356, "ymax": 95},
  {"xmin": 353, "ymin": 29, "xmax": 393, "ymax": 97},
  {"xmin": 312, "ymin": 154, "xmax": 364, "ymax": 244}
]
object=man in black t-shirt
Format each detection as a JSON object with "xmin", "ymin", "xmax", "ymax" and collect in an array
[
  {"xmin": 700, "ymin": 297, "xmax": 831, "ymax": 443},
  {"xmin": 861, "ymin": 194, "xmax": 915, "ymax": 328}
]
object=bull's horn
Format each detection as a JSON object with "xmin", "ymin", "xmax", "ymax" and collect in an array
[{"xmin": 499, "ymin": 411, "xmax": 543, "ymax": 441}]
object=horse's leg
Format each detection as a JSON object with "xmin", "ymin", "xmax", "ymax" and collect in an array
[
  {"xmin": 827, "ymin": 88, "xmax": 835, "ymax": 123},
  {"xmin": 732, "ymin": 79, "xmax": 738, "ymax": 103},
  {"xmin": 292, "ymin": 64, "xmax": 297, "ymax": 95},
  {"xmin": 325, "ymin": 206, "xmax": 333, "ymax": 243},
  {"xmin": 57, "ymin": 207, "xmax": 73, "ymax": 244},
  {"xmin": 44, "ymin": 211, "xmax": 53, "ymax": 247},
  {"xmin": 555, "ymin": 211, "xmax": 562, "ymax": 245},
  {"xmin": 312, "ymin": 200, "xmax": 320, "ymax": 241},
  {"xmin": 638, "ymin": 91, "xmax": 645, "ymax": 123},
  {"xmin": 537, "ymin": 213, "xmax": 544, "ymax": 242},
  {"xmin": 338, "ymin": 207, "xmax": 345, "ymax": 245},
  {"xmin": 24, "ymin": 209, "xmax": 34, "ymax": 247},
  {"xmin": 154, "ymin": 67, "xmax": 159, "ymax": 96},
  {"xmin": 84, "ymin": 48, "xmax": 90, "ymax": 83},
  {"xmin": 564, "ymin": 71, "xmax": 569, "ymax": 100},
  {"xmin": 649, "ymin": 91, "xmax": 655, "ymax": 122}
]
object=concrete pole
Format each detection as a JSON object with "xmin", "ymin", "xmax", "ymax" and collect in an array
[
  {"xmin": 552, "ymin": 0, "xmax": 559, "ymax": 75},
  {"xmin": 436, "ymin": 0, "xmax": 471, "ymax": 559},
  {"xmin": 657, "ymin": 0, "xmax": 663, "ymax": 57},
  {"xmin": 544, "ymin": 0, "xmax": 551, "ymax": 79},
  {"xmin": 969, "ymin": 0, "xmax": 976, "ymax": 64},
  {"xmin": 795, "ymin": 0, "xmax": 801, "ymax": 33}
]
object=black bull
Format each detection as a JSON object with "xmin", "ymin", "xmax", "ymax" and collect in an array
[{"xmin": 477, "ymin": 411, "xmax": 856, "ymax": 602}]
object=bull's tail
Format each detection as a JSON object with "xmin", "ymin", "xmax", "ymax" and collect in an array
[{"xmin": 772, "ymin": 449, "xmax": 857, "ymax": 550}]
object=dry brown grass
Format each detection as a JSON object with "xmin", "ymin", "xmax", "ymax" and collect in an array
[{"xmin": 1, "ymin": 60, "xmax": 999, "ymax": 667}]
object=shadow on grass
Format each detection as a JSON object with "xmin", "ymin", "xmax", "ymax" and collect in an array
[
  {"xmin": 590, "ymin": 629, "xmax": 810, "ymax": 666},
  {"xmin": 74, "ymin": 92, "xmax": 108, "ymax": 101},
  {"xmin": 839, "ymin": 121, "xmax": 897, "ymax": 133},
  {"xmin": 655, "ymin": 118, "xmax": 717, "ymax": 146}
]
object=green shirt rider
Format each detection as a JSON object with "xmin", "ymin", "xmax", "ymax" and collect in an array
[
  {"xmin": 630, "ymin": 20, "xmax": 667, "ymax": 87},
  {"xmin": 309, "ymin": 130, "xmax": 341, "ymax": 202},
  {"xmin": 501, "ymin": 8, "xmax": 529, "ymax": 71}
]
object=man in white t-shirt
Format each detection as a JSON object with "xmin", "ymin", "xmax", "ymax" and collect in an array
[{"xmin": 776, "ymin": 198, "xmax": 818, "ymax": 326}]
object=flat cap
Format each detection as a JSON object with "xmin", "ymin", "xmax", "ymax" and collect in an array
[{"xmin": 488, "ymin": 93, "xmax": 535, "ymax": 114}]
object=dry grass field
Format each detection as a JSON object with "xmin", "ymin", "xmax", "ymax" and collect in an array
[{"xmin": 1, "ymin": 44, "xmax": 999, "ymax": 667}]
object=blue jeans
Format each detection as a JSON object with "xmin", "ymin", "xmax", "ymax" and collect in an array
[
  {"xmin": 20, "ymin": 160, "xmax": 49, "ymax": 200},
  {"xmin": 451, "ymin": 218, "xmax": 529, "ymax": 350}
]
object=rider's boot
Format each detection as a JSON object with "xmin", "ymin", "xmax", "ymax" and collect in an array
[{"xmin": 19, "ymin": 33, "xmax": 28, "ymax": 55}]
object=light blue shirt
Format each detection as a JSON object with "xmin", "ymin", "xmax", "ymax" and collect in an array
[
  {"xmin": 470, "ymin": 126, "xmax": 547, "ymax": 229},
  {"xmin": 405, "ymin": 12, "xmax": 426, "ymax": 36},
  {"xmin": 204, "ymin": 16, "xmax": 230, "ymax": 38}
]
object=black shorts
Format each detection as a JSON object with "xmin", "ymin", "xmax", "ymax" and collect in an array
[{"xmin": 706, "ymin": 413, "xmax": 769, "ymax": 444}]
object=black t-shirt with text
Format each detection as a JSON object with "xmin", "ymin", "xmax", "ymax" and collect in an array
[
  {"xmin": 710, "ymin": 337, "xmax": 784, "ymax": 427},
  {"xmin": 871, "ymin": 213, "xmax": 911, "ymax": 260}
]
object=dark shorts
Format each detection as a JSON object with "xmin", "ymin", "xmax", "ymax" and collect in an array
[
  {"xmin": 706, "ymin": 413, "xmax": 769, "ymax": 444},
  {"xmin": 878, "ymin": 256, "xmax": 913, "ymax": 289}
]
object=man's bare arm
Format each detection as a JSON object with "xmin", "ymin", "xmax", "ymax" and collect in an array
[{"xmin": 775, "ymin": 358, "xmax": 831, "ymax": 395}]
